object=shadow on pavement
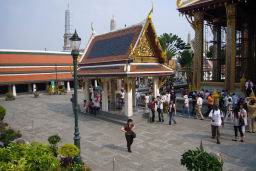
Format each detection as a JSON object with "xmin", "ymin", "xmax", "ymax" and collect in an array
[{"xmin": 102, "ymin": 144, "xmax": 127, "ymax": 152}]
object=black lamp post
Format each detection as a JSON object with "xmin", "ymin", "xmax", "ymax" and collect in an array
[{"xmin": 70, "ymin": 30, "xmax": 82, "ymax": 163}]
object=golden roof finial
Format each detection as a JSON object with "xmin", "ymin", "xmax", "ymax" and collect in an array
[{"xmin": 147, "ymin": 0, "xmax": 154, "ymax": 19}]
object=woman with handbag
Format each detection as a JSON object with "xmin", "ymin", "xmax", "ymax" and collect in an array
[{"xmin": 121, "ymin": 119, "xmax": 136, "ymax": 153}]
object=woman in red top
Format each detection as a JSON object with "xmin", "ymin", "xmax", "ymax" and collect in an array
[{"xmin": 121, "ymin": 119, "xmax": 135, "ymax": 153}]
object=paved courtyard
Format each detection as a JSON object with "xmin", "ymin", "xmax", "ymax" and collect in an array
[{"xmin": 1, "ymin": 92, "xmax": 256, "ymax": 171}]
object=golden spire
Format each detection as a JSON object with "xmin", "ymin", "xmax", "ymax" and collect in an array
[{"xmin": 147, "ymin": 0, "xmax": 154, "ymax": 19}]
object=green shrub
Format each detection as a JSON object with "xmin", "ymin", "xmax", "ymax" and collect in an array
[
  {"xmin": 48, "ymin": 134, "xmax": 61, "ymax": 145},
  {"xmin": 5, "ymin": 92, "xmax": 15, "ymax": 101},
  {"xmin": 61, "ymin": 163, "xmax": 91, "ymax": 171},
  {"xmin": 0, "ymin": 128, "xmax": 22, "ymax": 146},
  {"xmin": 48, "ymin": 134, "xmax": 61, "ymax": 157},
  {"xmin": 181, "ymin": 148, "xmax": 223, "ymax": 171},
  {"xmin": 59, "ymin": 144, "xmax": 79, "ymax": 158},
  {"xmin": 0, "ymin": 142, "xmax": 59, "ymax": 171},
  {"xmin": 0, "ymin": 105, "xmax": 6, "ymax": 121}
]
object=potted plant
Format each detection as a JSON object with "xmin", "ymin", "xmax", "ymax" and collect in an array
[
  {"xmin": 5, "ymin": 92, "xmax": 15, "ymax": 101},
  {"xmin": 181, "ymin": 144, "xmax": 223, "ymax": 171},
  {"xmin": 58, "ymin": 144, "xmax": 79, "ymax": 167},
  {"xmin": 48, "ymin": 134, "xmax": 61, "ymax": 157},
  {"xmin": 33, "ymin": 91, "xmax": 40, "ymax": 98}
]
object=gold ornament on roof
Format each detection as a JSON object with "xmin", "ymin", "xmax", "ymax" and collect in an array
[
  {"xmin": 133, "ymin": 33, "xmax": 155, "ymax": 57},
  {"xmin": 177, "ymin": 0, "xmax": 200, "ymax": 8}
]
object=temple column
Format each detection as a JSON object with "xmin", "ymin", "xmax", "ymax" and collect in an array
[
  {"xmin": 212, "ymin": 21, "xmax": 222, "ymax": 81},
  {"xmin": 153, "ymin": 77, "xmax": 159, "ymax": 97},
  {"xmin": 192, "ymin": 12, "xmax": 204, "ymax": 90},
  {"xmin": 242, "ymin": 23, "xmax": 249, "ymax": 78},
  {"xmin": 12, "ymin": 85, "xmax": 17, "ymax": 97},
  {"xmin": 144, "ymin": 77, "xmax": 148, "ymax": 87},
  {"xmin": 101, "ymin": 79, "xmax": 109, "ymax": 112},
  {"xmin": 225, "ymin": 4, "xmax": 237, "ymax": 91},
  {"xmin": 94, "ymin": 79, "xmax": 98, "ymax": 87},
  {"xmin": 247, "ymin": 26, "xmax": 256, "ymax": 82},
  {"xmin": 124, "ymin": 78, "xmax": 133, "ymax": 117},
  {"xmin": 132, "ymin": 78, "xmax": 136, "ymax": 107},
  {"xmin": 117, "ymin": 79, "xmax": 122, "ymax": 91},
  {"xmin": 67, "ymin": 81, "xmax": 71, "ymax": 92},
  {"xmin": 33, "ymin": 83, "xmax": 36, "ymax": 92},
  {"xmin": 110, "ymin": 79, "xmax": 116, "ymax": 109},
  {"xmin": 83, "ymin": 80, "xmax": 90, "ymax": 102}
]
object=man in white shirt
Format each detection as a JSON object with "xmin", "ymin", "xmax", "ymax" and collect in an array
[
  {"xmin": 166, "ymin": 92, "xmax": 170, "ymax": 104},
  {"xmin": 208, "ymin": 105, "xmax": 223, "ymax": 144},
  {"xmin": 196, "ymin": 95, "xmax": 204, "ymax": 120}
]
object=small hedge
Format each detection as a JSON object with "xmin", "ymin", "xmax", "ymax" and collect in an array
[
  {"xmin": 0, "ymin": 142, "xmax": 59, "ymax": 171},
  {"xmin": 181, "ymin": 148, "xmax": 223, "ymax": 171},
  {"xmin": 0, "ymin": 128, "xmax": 22, "ymax": 146},
  {"xmin": 5, "ymin": 93, "xmax": 15, "ymax": 101},
  {"xmin": 0, "ymin": 106, "xmax": 6, "ymax": 121},
  {"xmin": 59, "ymin": 144, "xmax": 79, "ymax": 158}
]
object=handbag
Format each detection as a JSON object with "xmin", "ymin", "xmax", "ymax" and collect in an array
[
  {"xmin": 131, "ymin": 131, "xmax": 136, "ymax": 139},
  {"xmin": 239, "ymin": 117, "xmax": 245, "ymax": 126}
]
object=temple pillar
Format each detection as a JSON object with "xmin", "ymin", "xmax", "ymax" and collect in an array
[
  {"xmin": 153, "ymin": 77, "xmax": 159, "ymax": 97},
  {"xmin": 33, "ymin": 83, "xmax": 36, "ymax": 92},
  {"xmin": 67, "ymin": 81, "xmax": 71, "ymax": 92},
  {"xmin": 242, "ymin": 23, "xmax": 249, "ymax": 79},
  {"xmin": 83, "ymin": 80, "xmax": 90, "ymax": 102},
  {"xmin": 94, "ymin": 79, "xmax": 98, "ymax": 87},
  {"xmin": 192, "ymin": 12, "xmax": 204, "ymax": 90},
  {"xmin": 124, "ymin": 78, "xmax": 133, "ymax": 117},
  {"xmin": 12, "ymin": 85, "xmax": 17, "ymax": 97},
  {"xmin": 101, "ymin": 79, "xmax": 109, "ymax": 112},
  {"xmin": 117, "ymin": 79, "xmax": 122, "ymax": 91},
  {"xmin": 132, "ymin": 78, "xmax": 136, "ymax": 107},
  {"xmin": 110, "ymin": 79, "xmax": 116, "ymax": 109},
  {"xmin": 225, "ymin": 4, "xmax": 237, "ymax": 91},
  {"xmin": 212, "ymin": 21, "xmax": 222, "ymax": 81},
  {"xmin": 144, "ymin": 77, "xmax": 148, "ymax": 87}
]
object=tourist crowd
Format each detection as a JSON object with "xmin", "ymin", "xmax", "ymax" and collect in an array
[{"xmin": 144, "ymin": 79, "xmax": 256, "ymax": 144}]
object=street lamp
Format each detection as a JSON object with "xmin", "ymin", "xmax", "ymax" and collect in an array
[{"xmin": 70, "ymin": 30, "xmax": 82, "ymax": 163}]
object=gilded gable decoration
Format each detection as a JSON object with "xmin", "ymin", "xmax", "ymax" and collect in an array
[{"xmin": 133, "ymin": 32, "xmax": 155, "ymax": 57}]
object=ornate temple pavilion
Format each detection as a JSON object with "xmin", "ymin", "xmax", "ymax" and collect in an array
[
  {"xmin": 0, "ymin": 50, "xmax": 73, "ymax": 96},
  {"xmin": 177, "ymin": 0, "xmax": 256, "ymax": 91},
  {"xmin": 78, "ymin": 14, "xmax": 174, "ymax": 117}
]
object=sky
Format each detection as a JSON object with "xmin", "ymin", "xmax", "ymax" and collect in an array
[{"xmin": 0, "ymin": 0, "xmax": 194, "ymax": 51}]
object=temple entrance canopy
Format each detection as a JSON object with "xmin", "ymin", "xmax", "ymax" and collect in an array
[
  {"xmin": 78, "ymin": 14, "xmax": 174, "ymax": 117},
  {"xmin": 177, "ymin": 0, "xmax": 256, "ymax": 92}
]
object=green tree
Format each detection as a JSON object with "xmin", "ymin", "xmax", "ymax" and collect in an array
[
  {"xmin": 159, "ymin": 33, "xmax": 186, "ymax": 60},
  {"xmin": 178, "ymin": 49, "xmax": 193, "ymax": 68}
]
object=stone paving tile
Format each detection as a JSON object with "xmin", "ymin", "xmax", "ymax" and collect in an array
[{"xmin": 1, "ymin": 92, "xmax": 256, "ymax": 171}]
